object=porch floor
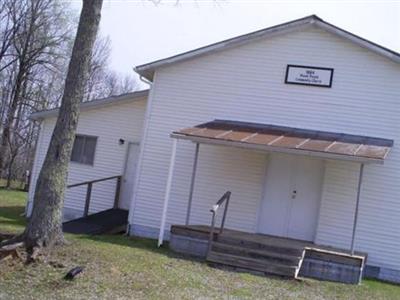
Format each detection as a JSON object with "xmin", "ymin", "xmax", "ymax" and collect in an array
[
  {"xmin": 172, "ymin": 225, "xmax": 366, "ymax": 258},
  {"xmin": 170, "ymin": 225, "xmax": 367, "ymax": 283}
]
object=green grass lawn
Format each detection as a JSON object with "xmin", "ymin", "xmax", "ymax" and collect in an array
[
  {"xmin": 1, "ymin": 189, "xmax": 399, "ymax": 299},
  {"xmin": 0, "ymin": 179, "xmax": 26, "ymax": 190}
]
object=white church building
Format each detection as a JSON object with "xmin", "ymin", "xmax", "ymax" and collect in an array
[{"xmin": 28, "ymin": 16, "xmax": 400, "ymax": 283}]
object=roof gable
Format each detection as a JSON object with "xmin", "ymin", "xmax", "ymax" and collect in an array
[{"xmin": 135, "ymin": 15, "xmax": 400, "ymax": 81}]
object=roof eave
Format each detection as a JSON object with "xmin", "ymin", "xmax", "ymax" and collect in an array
[
  {"xmin": 135, "ymin": 68, "xmax": 154, "ymax": 82},
  {"xmin": 30, "ymin": 89, "xmax": 149, "ymax": 121}
]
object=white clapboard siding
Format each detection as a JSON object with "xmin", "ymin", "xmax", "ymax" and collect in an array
[
  {"xmin": 168, "ymin": 144, "xmax": 267, "ymax": 232},
  {"xmin": 28, "ymin": 97, "xmax": 146, "ymax": 215},
  {"xmin": 316, "ymin": 161, "xmax": 360, "ymax": 250},
  {"xmin": 131, "ymin": 25, "xmax": 400, "ymax": 271}
]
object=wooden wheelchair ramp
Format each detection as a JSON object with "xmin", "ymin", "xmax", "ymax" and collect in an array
[
  {"xmin": 63, "ymin": 175, "xmax": 127, "ymax": 235},
  {"xmin": 63, "ymin": 209, "xmax": 128, "ymax": 235}
]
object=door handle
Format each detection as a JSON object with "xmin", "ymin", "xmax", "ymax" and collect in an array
[{"xmin": 291, "ymin": 190, "xmax": 297, "ymax": 199}]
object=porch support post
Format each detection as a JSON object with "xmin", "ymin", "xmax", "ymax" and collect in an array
[
  {"xmin": 185, "ymin": 142, "xmax": 200, "ymax": 225},
  {"xmin": 350, "ymin": 163, "xmax": 364, "ymax": 255},
  {"xmin": 158, "ymin": 138, "xmax": 178, "ymax": 247}
]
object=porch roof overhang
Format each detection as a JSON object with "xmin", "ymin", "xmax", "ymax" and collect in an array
[{"xmin": 171, "ymin": 120, "xmax": 394, "ymax": 164}]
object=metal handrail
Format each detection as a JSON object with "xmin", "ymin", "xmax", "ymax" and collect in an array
[
  {"xmin": 67, "ymin": 175, "xmax": 122, "ymax": 188},
  {"xmin": 67, "ymin": 175, "xmax": 122, "ymax": 217},
  {"xmin": 207, "ymin": 191, "xmax": 231, "ymax": 255}
]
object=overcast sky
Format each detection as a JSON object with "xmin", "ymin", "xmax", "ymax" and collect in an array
[{"xmin": 71, "ymin": 0, "xmax": 400, "ymax": 83}]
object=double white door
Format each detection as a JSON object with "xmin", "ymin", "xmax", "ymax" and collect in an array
[{"xmin": 258, "ymin": 153, "xmax": 324, "ymax": 241}]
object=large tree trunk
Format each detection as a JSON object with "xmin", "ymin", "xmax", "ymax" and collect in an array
[{"xmin": 24, "ymin": 0, "xmax": 103, "ymax": 254}]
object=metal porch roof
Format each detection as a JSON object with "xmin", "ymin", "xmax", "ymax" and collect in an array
[{"xmin": 171, "ymin": 120, "xmax": 393, "ymax": 164}]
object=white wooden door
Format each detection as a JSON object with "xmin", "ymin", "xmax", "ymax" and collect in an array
[
  {"xmin": 257, "ymin": 153, "xmax": 323, "ymax": 241},
  {"xmin": 119, "ymin": 143, "xmax": 140, "ymax": 210}
]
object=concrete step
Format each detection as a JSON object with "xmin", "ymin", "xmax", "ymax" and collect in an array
[
  {"xmin": 207, "ymin": 251, "xmax": 298, "ymax": 278},
  {"xmin": 211, "ymin": 242, "xmax": 302, "ymax": 266},
  {"xmin": 216, "ymin": 235, "xmax": 304, "ymax": 257}
]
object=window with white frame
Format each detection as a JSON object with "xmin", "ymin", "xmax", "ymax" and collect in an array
[{"xmin": 71, "ymin": 135, "xmax": 97, "ymax": 165}]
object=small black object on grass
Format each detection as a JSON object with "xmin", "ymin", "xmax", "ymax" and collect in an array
[{"xmin": 64, "ymin": 266, "xmax": 84, "ymax": 280}]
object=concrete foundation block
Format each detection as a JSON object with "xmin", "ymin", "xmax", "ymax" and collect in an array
[
  {"xmin": 169, "ymin": 233, "xmax": 208, "ymax": 258},
  {"xmin": 299, "ymin": 258, "xmax": 362, "ymax": 284}
]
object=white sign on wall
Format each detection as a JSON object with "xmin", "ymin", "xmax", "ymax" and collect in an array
[{"xmin": 285, "ymin": 65, "xmax": 334, "ymax": 88}]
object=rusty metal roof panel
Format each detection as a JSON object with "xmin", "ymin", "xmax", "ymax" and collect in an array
[
  {"xmin": 355, "ymin": 145, "xmax": 391, "ymax": 159},
  {"xmin": 223, "ymin": 131, "xmax": 254, "ymax": 141},
  {"xmin": 192, "ymin": 128, "xmax": 229, "ymax": 138},
  {"xmin": 326, "ymin": 142, "xmax": 361, "ymax": 155},
  {"xmin": 179, "ymin": 127, "xmax": 202, "ymax": 135},
  {"xmin": 272, "ymin": 136, "xmax": 307, "ymax": 148},
  {"xmin": 245, "ymin": 133, "xmax": 283, "ymax": 145},
  {"xmin": 298, "ymin": 139, "xmax": 333, "ymax": 152},
  {"xmin": 172, "ymin": 120, "xmax": 394, "ymax": 162}
]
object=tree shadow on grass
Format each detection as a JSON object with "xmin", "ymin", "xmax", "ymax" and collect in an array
[
  {"xmin": 74, "ymin": 233, "xmax": 293, "ymax": 281},
  {"xmin": 75, "ymin": 233, "xmax": 203, "ymax": 262},
  {"xmin": 76, "ymin": 234, "xmax": 297, "ymax": 282}
]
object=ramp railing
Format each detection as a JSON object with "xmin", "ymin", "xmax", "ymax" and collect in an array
[{"xmin": 67, "ymin": 175, "xmax": 122, "ymax": 217}]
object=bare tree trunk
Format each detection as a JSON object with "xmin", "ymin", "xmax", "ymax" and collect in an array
[
  {"xmin": 0, "ymin": 66, "xmax": 27, "ymax": 178},
  {"xmin": 6, "ymin": 151, "xmax": 17, "ymax": 189},
  {"xmin": 0, "ymin": 76, "xmax": 21, "ymax": 174},
  {"xmin": 24, "ymin": 0, "xmax": 103, "ymax": 255}
]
